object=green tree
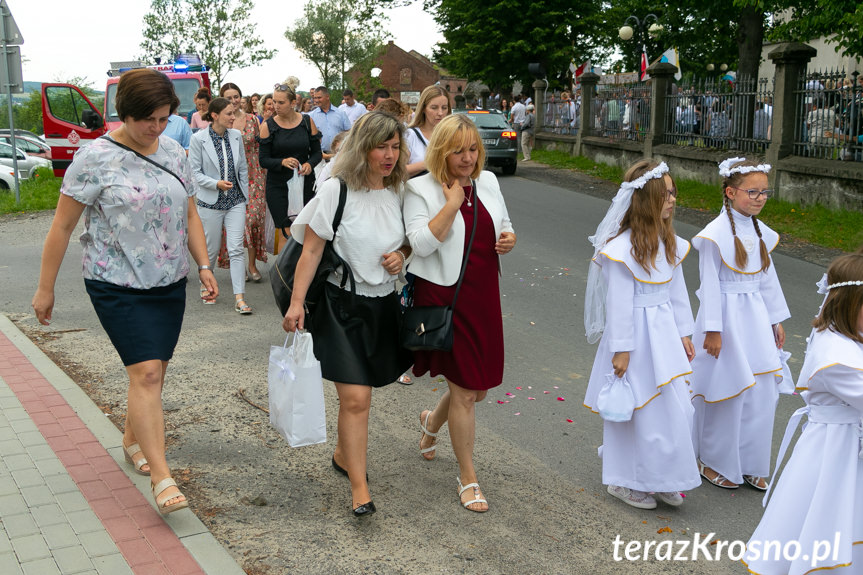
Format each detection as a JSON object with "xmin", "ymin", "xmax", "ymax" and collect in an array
[
  {"xmin": 738, "ymin": 0, "xmax": 863, "ymax": 59},
  {"xmin": 140, "ymin": 0, "xmax": 277, "ymax": 88},
  {"xmin": 592, "ymin": 1, "xmax": 762, "ymax": 81},
  {"xmin": 285, "ymin": 0, "xmax": 383, "ymax": 90},
  {"xmin": 427, "ymin": 0, "xmax": 603, "ymax": 92}
]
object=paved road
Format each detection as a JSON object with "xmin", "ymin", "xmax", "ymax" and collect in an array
[{"xmin": 0, "ymin": 165, "xmax": 831, "ymax": 574}]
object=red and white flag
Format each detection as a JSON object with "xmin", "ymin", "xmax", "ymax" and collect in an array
[
  {"xmin": 575, "ymin": 60, "xmax": 589, "ymax": 79},
  {"xmin": 639, "ymin": 50, "xmax": 649, "ymax": 82}
]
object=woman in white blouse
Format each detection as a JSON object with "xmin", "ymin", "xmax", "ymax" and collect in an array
[
  {"xmin": 283, "ymin": 111, "xmax": 413, "ymax": 517},
  {"xmin": 403, "ymin": 114, "xmax": 516, "ymax": 512},
  {"xmin": 405, "ymin": 85, "xmax": 451, "ymax": 178}
]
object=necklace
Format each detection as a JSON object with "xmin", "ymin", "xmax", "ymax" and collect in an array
[{"xmin": 464, "ymin": 185, "xmax": 473, "ymax": 207}]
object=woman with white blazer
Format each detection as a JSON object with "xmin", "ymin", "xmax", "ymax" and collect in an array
[
  {"xmin": 403, "ymin": 114, "xmax": 517, "ymax": 513},
  {"xmin": 189, "ymin": 97, "xmax": 252, "ymax": 314}
]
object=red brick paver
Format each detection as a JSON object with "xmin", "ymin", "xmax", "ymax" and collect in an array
[{"xmin": 0, "ymin": 330, "xmax": 205, "ymax": 575}]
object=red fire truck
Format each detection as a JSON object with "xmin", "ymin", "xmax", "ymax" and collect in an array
[{"xmin": 42, "ymin": 55, "xmax": 210, "ymax": 175}]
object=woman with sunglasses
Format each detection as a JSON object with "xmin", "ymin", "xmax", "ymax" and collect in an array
[
  {"xmin": 259, "ymin": 83, "xmax": 322, "ymax": 234},
  {"xmin": 689, "ymin": 158, "xmax": 791, "ymax": 493}
]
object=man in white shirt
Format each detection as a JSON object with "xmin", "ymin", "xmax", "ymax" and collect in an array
[
  {"xmin": 338, "ymin": 88, "xmax": 367, "ymax": 126},
  {"xmin": 510, "ymin": 95, "xmax": 527, "ymax": 148}
]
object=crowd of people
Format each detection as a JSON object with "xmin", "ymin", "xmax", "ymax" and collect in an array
[{"xmin": 29, "ymin": 68, "xmax": 863, "ymax": 572}]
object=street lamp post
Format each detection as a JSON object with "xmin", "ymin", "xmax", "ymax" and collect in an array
[{"xmin": 618, "ymin": 14, "xmax": 662, "ymax": 80}]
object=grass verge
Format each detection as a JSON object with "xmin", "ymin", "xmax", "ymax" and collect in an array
[
  {"xmin": 531, "ymin": 149, "xmax": 863, "ymax": 251},
  {"xmin": 0, "ymin": 167, "xmax": 61, "ymax": 214}
]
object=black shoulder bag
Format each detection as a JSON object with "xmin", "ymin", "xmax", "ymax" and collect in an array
[
  {"xmin": 401, "ymin": 183, "xmax": 478, "ymax": 351},
  {"xmin": 269, "ymin": 178, "xmax": 348, "ymax": 316}
]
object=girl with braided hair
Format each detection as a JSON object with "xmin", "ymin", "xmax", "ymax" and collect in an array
[{"xmin": 690, "ymin": 157, "xmax": 791, "ymax": 491}]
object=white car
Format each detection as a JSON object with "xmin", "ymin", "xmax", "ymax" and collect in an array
[{"xmin": 0, "ymin": 142, "xmax": 51, "ymax": 179}]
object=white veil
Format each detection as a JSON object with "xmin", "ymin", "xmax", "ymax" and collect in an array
[{"xmin": 584, "ymin": 162, "xmax": 669, "ymax": 344}]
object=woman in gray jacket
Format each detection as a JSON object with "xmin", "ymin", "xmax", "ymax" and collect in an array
[{"xmin": 189, "ymin": 97, "xmax": 251, "ymax": 313}]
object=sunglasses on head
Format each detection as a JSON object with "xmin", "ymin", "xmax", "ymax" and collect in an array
[{"xmin": 273, "ymin": 83, "xmax": 292, "ymax": 92}]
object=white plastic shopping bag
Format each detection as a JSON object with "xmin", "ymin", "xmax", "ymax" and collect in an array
[
  {"xmin": 776, "ymin": 348, "xmax": 796, "ymax": 395},
  {"xmin": 287, "ymin": 168, "xmax": 304, "ymax": 222},
  {"xmin": 268, "ymin": 330, "xmax": 326, "ymax": 447},
  {"xmin": 264, "ymin": 206, "xmax": 276, "ymax": 254},
  {"xmin": 596, "ymin": 372, "xmax": 636, "ymax": 422}
]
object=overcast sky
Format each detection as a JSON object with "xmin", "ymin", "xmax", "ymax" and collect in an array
[{"xmin": 10, "ymin": 0, "xmax": 442, "ymax": 94}]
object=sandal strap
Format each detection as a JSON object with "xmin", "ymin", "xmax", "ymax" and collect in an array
[
  {"xmin": 457, "ymin": 478, "xmax": 480, "ymax": 496},
  {"xmin": 152, "ymin": 477, "xmax": 178, "ymax": 503},
  {"xmin": 457, "ymin": 479, "xmax": 487, "ymax": 508},
  {"xmin": 124, "ymin": 443, "xmax": 148, "ymax": 470},
  {"xmin": 420, "ymin": 444, "xmax": 437, "ymax": 454},
  {"xmin": 420, "ymin": 411, "xmax": 438, "ymax": 438}
]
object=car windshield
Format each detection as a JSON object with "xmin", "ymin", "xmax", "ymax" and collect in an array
[
  {"xmin": 462, "ymin": 112, "xmax": 510, "ymax": 129},
  {"xmin": 106, "ymin": 78, "xmax": 201, "ymax": 121}
]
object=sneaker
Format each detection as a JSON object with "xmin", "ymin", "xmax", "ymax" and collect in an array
[
  {"xmin": 607, "ymin": 485, "xmax": 656, "ymax": 509},
  {"xmin": 654, "ymin": 491, "xmax": 684, "ymax": 506}
]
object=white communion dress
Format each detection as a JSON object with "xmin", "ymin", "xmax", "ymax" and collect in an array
[
  {"xmin": 583, "ymin": 230, "xmax": 701, "ymax": 492},
  {"xmin": 744, "ymin": 328, "xmax": 863, "ymax": 575},
  {"xmin": 690, "ymin": 208, "xmax": 791, "ymax": 484}
]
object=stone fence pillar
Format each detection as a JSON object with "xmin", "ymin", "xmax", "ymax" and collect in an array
[
  {"xmin": 533, "ymin": 79, "xmax": 547, "ymax": 132},
  {"xmin": 644, "ymin": 62, "xmax": 678, "ymax": 158},
  {"xmin": 574, "ymin": 72, "xmax": 600, "ymax": 156},
  {"xmin": 766, "ymin": 43, "xmax": 817, "ymax": 175}
]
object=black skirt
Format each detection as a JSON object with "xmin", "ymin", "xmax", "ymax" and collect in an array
[
  {"xmin": 310, "ymin": 283, "xmax": 413, "ymax": 387},
  {"xmin": 84, "ymin": 278, "xmax": 187, "ymax": 366}
]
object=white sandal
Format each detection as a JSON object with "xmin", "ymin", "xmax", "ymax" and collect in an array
[
  {"xmin": 151, "ymin": 478, "xmax": 188, "ymax": 516},
  {"xmin": 419, "ymin": 410, "xmax": 438, "ymax": 460},
  {"xmin": 698, "ymin": 460, "xmax": 739, "ymax": 489},
  {"xmin": 457, "ymin": 477, "xmax": 488, "ymax": 513},
  {"xmin": 123, "ymin": 442, "xmax": 149, "ymax": 476}
]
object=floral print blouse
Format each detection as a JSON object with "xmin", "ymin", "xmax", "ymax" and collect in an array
[{"xmin": 61, "ymin": 136, "xmax": 195, "ymax": 289}]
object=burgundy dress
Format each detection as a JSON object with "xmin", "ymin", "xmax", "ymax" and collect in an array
[{"xmin": 412, "ymin": 187, "xmax": 504, "ymax": 391}]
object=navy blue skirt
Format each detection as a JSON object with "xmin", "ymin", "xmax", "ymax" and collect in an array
[{"xmin": 84, "ymin": 278, "xmax": 187, "ymax": 366}]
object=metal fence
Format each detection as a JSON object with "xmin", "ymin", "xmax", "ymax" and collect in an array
[
  {"xmin": 591, "ymin": 83, "xmax": 651, "ymax": 142},
  {"xmin": 542, "ymin": 89, "xmax": 578, "ymax": 135},
  {"xmin": 662, "ymin": 76, "xmax": 773, "ymax": 153},
  {"xmin": 793, "ymin": 69, "xmax": 862, "ymax": 161}
]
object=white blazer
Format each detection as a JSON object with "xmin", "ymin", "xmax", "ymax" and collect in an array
[
  {"xmin": 189, "ymin": 127, "xmax": 249, "ymax": 205},
  {"xmin": 404, "ymin": 170, "xmax": 514, "ymax": 286}
]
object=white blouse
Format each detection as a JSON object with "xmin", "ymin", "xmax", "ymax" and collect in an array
[
  {"xmin": 404, "ymin": 127, "xmax": 429, "ymax": 163},
  {"xmin": 291, "ymin": 177, "xmax": 406, "ymax": 297}
]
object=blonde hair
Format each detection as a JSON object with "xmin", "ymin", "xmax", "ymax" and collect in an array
[
  {"xmin": 257, "ymin": 93, "xmax": 272, "ymax": 116},
  {"xmin": 425, "ymin": 114, "xmax": 486, "ymax": 184},
  {"xmin": 615, "ymin": 159, "xmax": 678, "ymax": 272},
  {"xmin": 409, "ymin": 85, "xmax": 450, "ymax": 128},
  {"xmin": 722, "ymin": 157, "xmax": 771, "ymax": 272},
  {"xmin": 812, "ymin": 253, "xmax": 863, "ymax": 344},
  {"xmin": 331, "ymin": 111, "xmax": 407, "ymax": 191}
]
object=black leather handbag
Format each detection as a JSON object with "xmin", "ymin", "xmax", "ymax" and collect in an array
[
  {"xmin": 401, "ymin": 187, "xmax": 478, "ymax": 351},
  {"xmin": 269, "ymin": 179, "xmax": 347, "ymax": 316}
]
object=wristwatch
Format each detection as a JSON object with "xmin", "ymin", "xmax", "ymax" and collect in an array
[{"xmin": 198, "ymin": 265, "xmax": 212, "ymax": 271}]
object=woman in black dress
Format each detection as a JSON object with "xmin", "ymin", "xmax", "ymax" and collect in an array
[{"xmin": 258, "ymin": 83, "xmax": 322, "ymax": 232}]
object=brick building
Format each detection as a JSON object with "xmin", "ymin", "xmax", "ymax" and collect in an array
[{"xmin": 348, "ymin": 41, "xmax": 467, "ymax": 109}]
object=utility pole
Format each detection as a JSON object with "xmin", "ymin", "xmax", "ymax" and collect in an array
[{"xmin": 0, "ymin": 0, "xmax": 24, "ymax": 203}]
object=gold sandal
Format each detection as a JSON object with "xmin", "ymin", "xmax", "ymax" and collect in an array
[
  {"xmin": 122, "ymin": 442, "xmax": 149, "ymax": 476},
  {"xmin": 152, "ymin": 478, "xmax": 188, "ymax": 516}
]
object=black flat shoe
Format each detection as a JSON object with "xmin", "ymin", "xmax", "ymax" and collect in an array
[
  {"xmin": 331, "ymin": 456, "xmax": 368, "ymax": 481},
  {"xmin": 353, "ymin": 501, "xmax": 376, "ymax": 516}
]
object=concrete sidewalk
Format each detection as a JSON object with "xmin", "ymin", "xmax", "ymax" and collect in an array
[{"xmin": 0, "ymin": 314, "xmax": 245, "ymax": 575}]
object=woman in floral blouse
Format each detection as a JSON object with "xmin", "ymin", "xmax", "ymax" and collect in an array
[{"xmin": 32, "ymin": 68, "xmax": 216, "ymax": 516}]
